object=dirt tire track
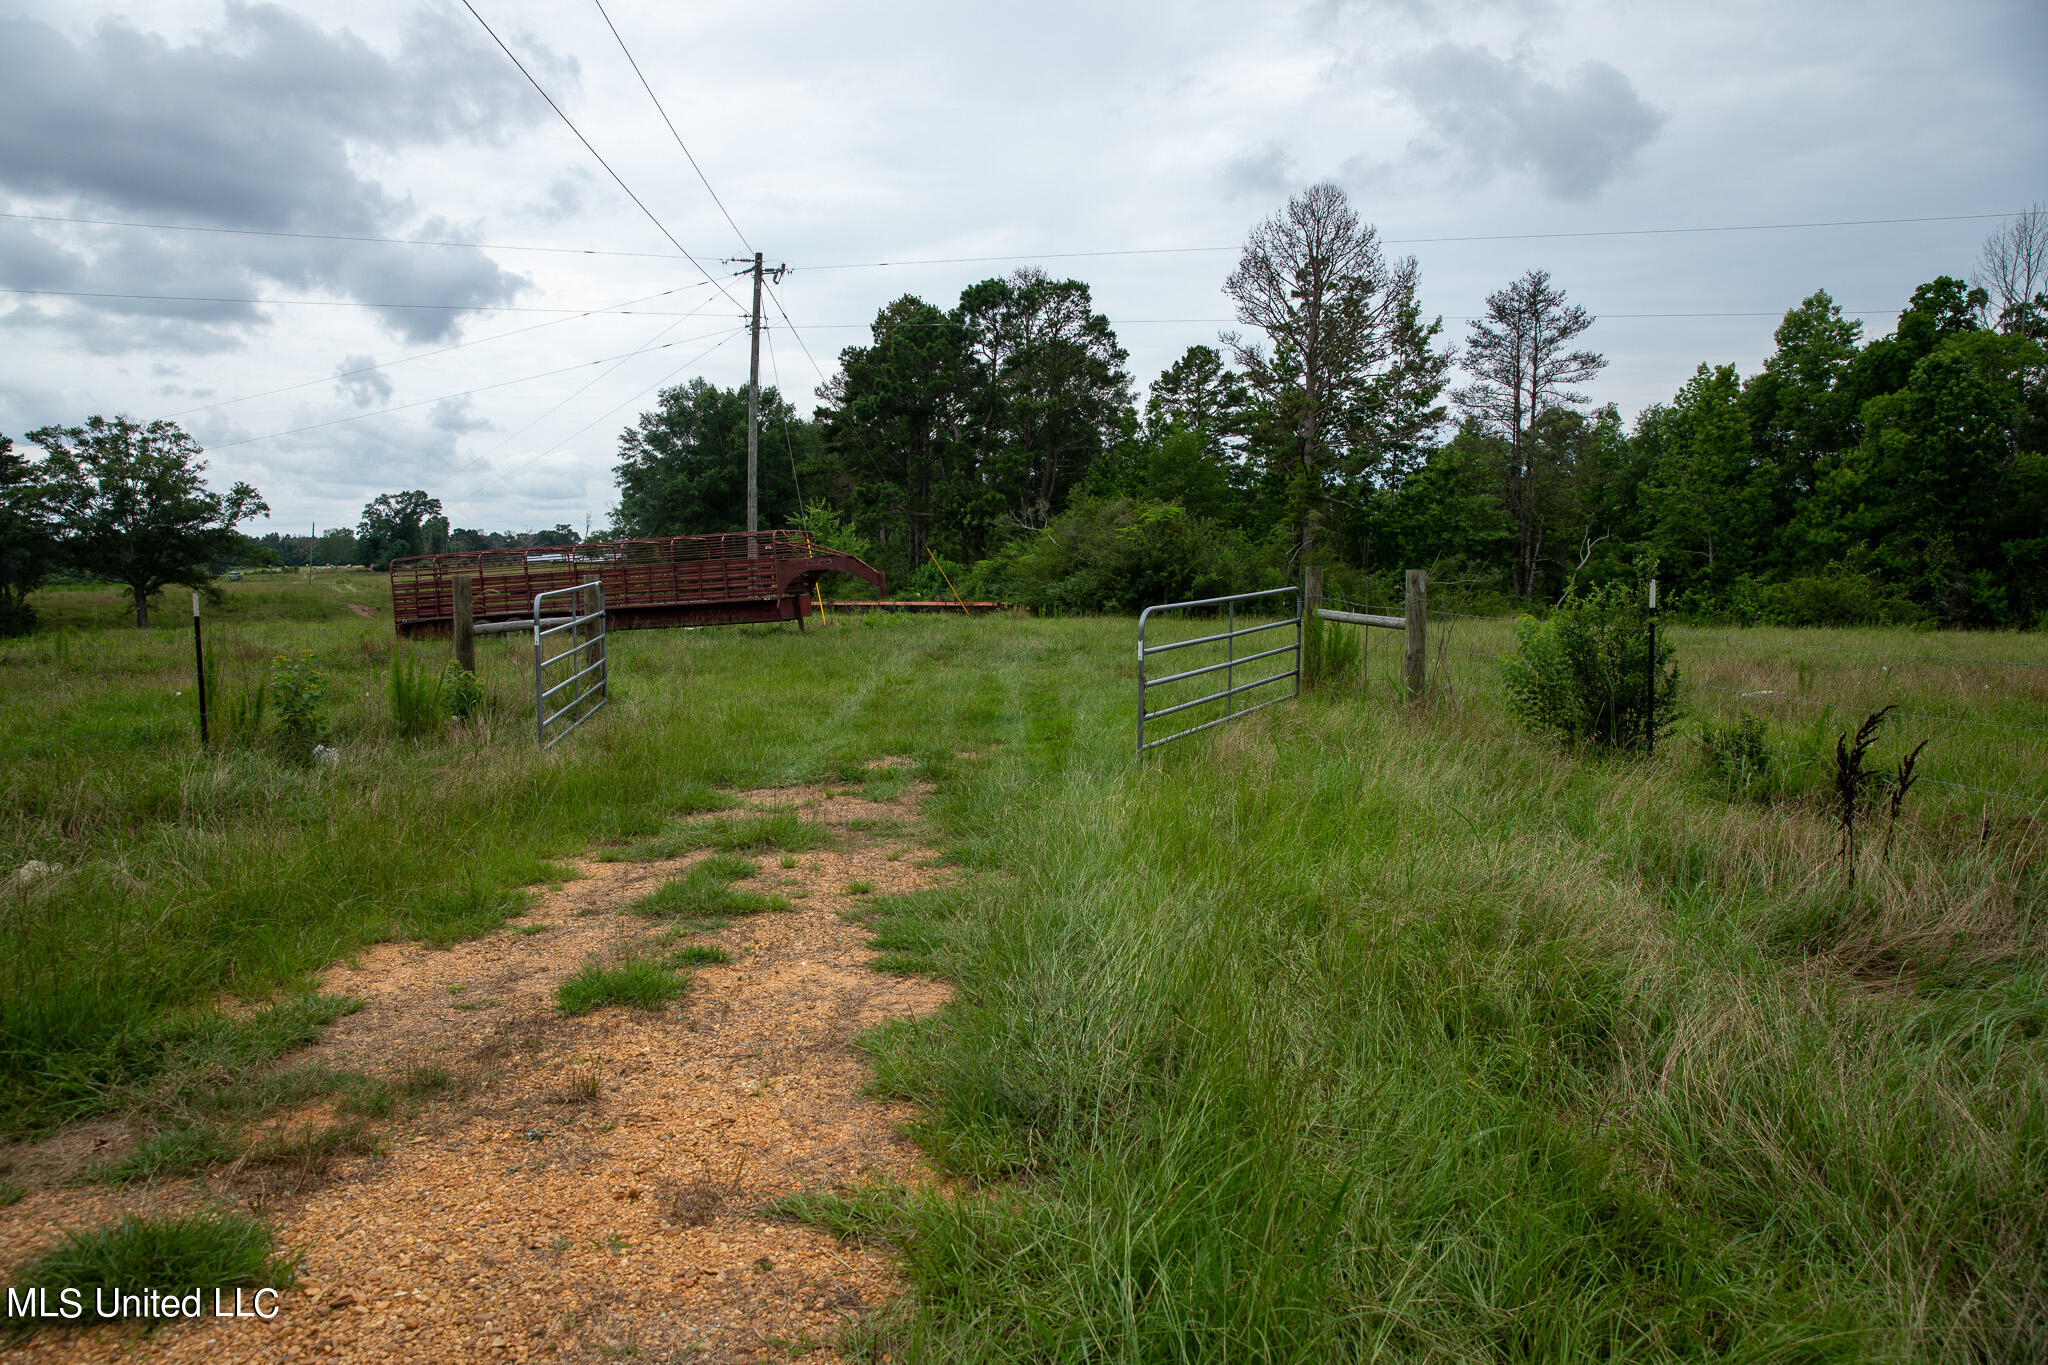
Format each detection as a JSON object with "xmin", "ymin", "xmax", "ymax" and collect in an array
[{"xmin": 3, "ymin": 775, "xmax": 952, "ymax": 1363}]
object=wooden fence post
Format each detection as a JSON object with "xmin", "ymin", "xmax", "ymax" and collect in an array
[
  {"xmin": 1404, "ymin": 568, "xmax": 1427, "ymax": 702},
  {"xmin": 1302, "ymin": 564, "xmax": 1323, "ymax": 690},
  {"xmin": 453, "ymin": 574, "xmax": 475, "ymax": 675}
]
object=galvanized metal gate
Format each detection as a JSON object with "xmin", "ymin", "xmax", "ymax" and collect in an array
[
  {"xmin": 534, "ymin": 581, "xmax": 608, "ymax": 749},
  {"xmin": 1137, "ymin": 587, "xmax": 1301, "ymax": 753}
]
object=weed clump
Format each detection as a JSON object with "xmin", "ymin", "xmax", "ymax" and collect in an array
[
  {"xmin": 632, "ymin": 858, "xmax": 788, "ymax": 922},
  {"xmin": 1699, "ymin": 715, "xmax": 1785, "ymax": 801},
  {"xmin": 555, "ymin": 958, "xmax": 684, "ymax": 1016},
  {"xmin": 95, "ymin": 1122, "xmax": 241, "ymax": 1184}
]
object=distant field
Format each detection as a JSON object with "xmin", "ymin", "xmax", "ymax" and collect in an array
[
  {"xmin": 1421, "ymin": 611, "xmax": 2048, "ymax": 815},
  {"xmin": 3, "ymin": 575, "xmax": 2045, "ymax": 1357}
]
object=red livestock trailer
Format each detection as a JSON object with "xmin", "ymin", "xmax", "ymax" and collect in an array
[{"xmin": 387, "ymin": 530, "xmax": 886, "ymax": 637}]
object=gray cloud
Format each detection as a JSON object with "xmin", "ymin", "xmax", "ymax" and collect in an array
[
  {"xmin": 333, "ymin": 355, "xmax": 392, "ymax": 408},
  {"xmin": 530, "ymin": 171, "xmax": 594, "ymax": 224},
  {"xmin": 1218, "ymin": 142, "xmax": 1297, "ymax": 200},
  {"xmin": 1307, "ymin": 0, "xmax": 1558, "ymax": 34},
  {"xmin": 0, "ymin": 3, "xmax": 562, "ymax": 345},
  {"xmin": 430, "ymin": 395, "xmax": 492, "ymax": 436},
  {"xmin": 1383, "ymin": 43, "xmax": 1664, "ymax": 200}
]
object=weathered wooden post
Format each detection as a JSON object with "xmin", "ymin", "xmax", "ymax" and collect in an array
[
  {"xmin": 452, "ymin": 574, "xmax": 475, "ymax": 675},
  {"xmin": 1302, "ymin": 564, "xmax": 1323, "ymax": 690},
  {"xmin": 1404, "ymin": 568, "xmax": 1427, "ymax": 702}
]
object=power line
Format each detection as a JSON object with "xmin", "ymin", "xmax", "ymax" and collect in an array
[
  {"xmin": 762, "ymin": 279, "xmax": 829, "ymax": 386},
  {"xmin": 1, "ymin": 284, "xmax": 738, "ymax": 316},
  {"xmin": 589, "ymin": 0, "xmax": 751, "ymax": 254},
  {"xmin": 158, "ymin": 277, "xmax": 731, "ymax": 420},
  {"xmin": 0, "ymin": 210, "xmax": 699, "ymax": 260},
  {"xmin": 793, "ymin": 212, "xmax": 2026, "ymax": 271},
  {"xmin": 428, "ymin": 293, "xmax": 729, "ymax": 486},
  {"xmin": 12, "ymin": 210, "xmax": 2015, "ymax": 275},
  {"xmin": 764, "ymin": 326, "xmax": 804, "ymax": 507},
  {"xmin": 204, "ymin": 325, "xmax": 741, "ymax": 450},
  {"xmin": 455, "ymin": 0, "xmax": 744, "ymax": 315},
  {"xmin": 776, "ymin": 310, "xmax": 1908, "ymax": 330},
  {"xmin": 456, "ymin": 328, "xmax": 747, "ymax": 501}
]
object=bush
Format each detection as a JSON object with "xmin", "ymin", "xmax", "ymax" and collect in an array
[
  {"xmin": 1698, "ymin": 714, "xmax": 1787, "ymax": 801},
  {"xmin": 440, "ymin": 660, "xmax": 483, "ymax": 721},
  {"xmin": 267, "ymin": 650, "xmax": 328, "ymax": 755},
  {"xmin": 1726, "ymin": 566, "xmax": 1922, "ymax": 628},
  {"xmin": 1501, "ymin": 581, "xmax": 1679, "ymax": 751},
  {"xmin": 989, "ymin": 497, "xmax": 1272, "ymax": 614},
  {"xmin": 795, "ymin": 502, "xmax": 877, "ymax": 598}
]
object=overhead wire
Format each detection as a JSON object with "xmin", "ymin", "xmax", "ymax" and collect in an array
[
  {"xmin": 588, "ymin": 0, "xmax": 751, "ymax": 254},
  {"xmin": 4, "ymin": 209, "xmax": 2021, "ymax": 271},
  {"xmin": 455, "ymin": 327, "xmax": 748, "ymax": 501},
  {"xmin": 204, "ymin": 324, "xmax": 742, "ymax": 450},
  {"xmin": 157, "ymin": 275, "xmax": 738, "ymax": 420},
  {"xmin": 762, "ymin": 278, "xmax": 829, "ymax": 386},
  {"xmin": 429, "ymin": 289, "xmax": 731, "ymax": 486},
  {"xmin": 455, "ymin": 0, "xmax": 745, "ymax": 314},
  {"xmin": 790, "ymin": 212, "xmax": 2028, "ymax": 271},
  {"xmin": 0, "ymin": 284, "xmax": 719, "ymax": 315},
  {"xmin": 764, "ymin": 326, "xmax": 804, "ymax": 508},
  {"xmin": 0, "ymin": 210, "xmax": 701, "ymax": 260}
]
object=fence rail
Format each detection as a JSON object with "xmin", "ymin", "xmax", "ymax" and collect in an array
[
  {"xmin": 534, "ymin": 581, "xmax": 608, "ymax": 750},
  {"xmin": 1137, "ymin": 587, "xmax": 1300, "ymax": 754}
]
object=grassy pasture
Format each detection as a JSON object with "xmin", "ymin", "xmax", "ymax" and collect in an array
[
  {"xmin": 1423, "ymin": 612, "xmax": 2048, "ymax": 813},
  {"xmin": 3, "ymin": 574, "xmax": 2046, "ymax": 1358}
]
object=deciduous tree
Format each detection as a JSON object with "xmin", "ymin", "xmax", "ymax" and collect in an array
[
  {"xmin": 27, "ymin": 416, "xmax": 267, "ymax": 627},
  {"xmin": 0, "ymin": 434, "xmax": 62, "ymax": 636}
]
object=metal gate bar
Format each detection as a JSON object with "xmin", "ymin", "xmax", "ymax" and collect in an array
[
  {"xmin": 1137, "ymin": 587, "xmax": 1301, "ymax": 753},
  {"xmin": 535, "ymin": 580, "xmax": 608, "ymax": 748}
]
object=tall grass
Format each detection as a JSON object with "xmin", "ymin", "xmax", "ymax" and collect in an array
[
  {"xmin": 387, "ymin": 646, "xmax": 441, "ymax": 739},
  {"xmin": 6, "ymin": 576, "xmax": 2046, "ymax": 1356},
  {"xmin": 832, "ymin": 659, "xmax": 2046, "ymax": 1358},
  {"xmin": 0, "ymin": 580, "xmax": 1049, "ymax": 1133}
]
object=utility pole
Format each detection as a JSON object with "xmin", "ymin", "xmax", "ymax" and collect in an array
[{"xmin": 737, "ymin": 252, "xmax": 788, "ymax": 558}]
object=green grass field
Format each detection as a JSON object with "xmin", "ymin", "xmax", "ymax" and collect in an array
[{"xmin": 3, "ymin": 575, "xmax": 2045, "ymax": 1359}]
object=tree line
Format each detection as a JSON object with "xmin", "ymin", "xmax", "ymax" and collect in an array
[
  {"xmin": 5, "ymin": 189, "xmax": 2041, "ymax": 634},
  {"xmin": 0, "ymin": 419, "xmax": 586, "ymax": 632},
  {"xmin": 616, "ymin": 190, "xmax": 2047, "ymax": 626}
]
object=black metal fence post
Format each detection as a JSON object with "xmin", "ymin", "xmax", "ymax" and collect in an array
[
  {"xmin": 192, "ymin": 590, "xmax": 209, "ymax": 749},
  {"xmin": 1646, "ymin": 577, "xmax": 1658, "ymax": 759}
]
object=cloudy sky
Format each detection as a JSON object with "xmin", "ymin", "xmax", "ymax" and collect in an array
[{"xmin": 2, "ymin": 0, "xmax": 2042, "ymax": 539}]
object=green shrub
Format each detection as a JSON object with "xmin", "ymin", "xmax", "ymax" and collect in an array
[
  {"xmin": 795, "ymin": 502, "xmax": 877, "ymax": 597},
  {"xmin": 440, "ymin": 660, "xmax": 483, "ymax": 720},
  {"xmin": 1699, "ymin": 715, "xmax": 1787, "ymax": 802},
  {"xmin": 268, "ymin": 650, "xmax": 328, "ymax": 753},
  {"xmin": 989, "ymin": 497, "xmax": 1272, "ymax": 614},
  {"xmin": 1501, "ymin": 581, "xmax": 1679, "ymax": 751},
  {"xmin": 1726, "ymin": 566, "xmax": 1922, "ymax": 628}
]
